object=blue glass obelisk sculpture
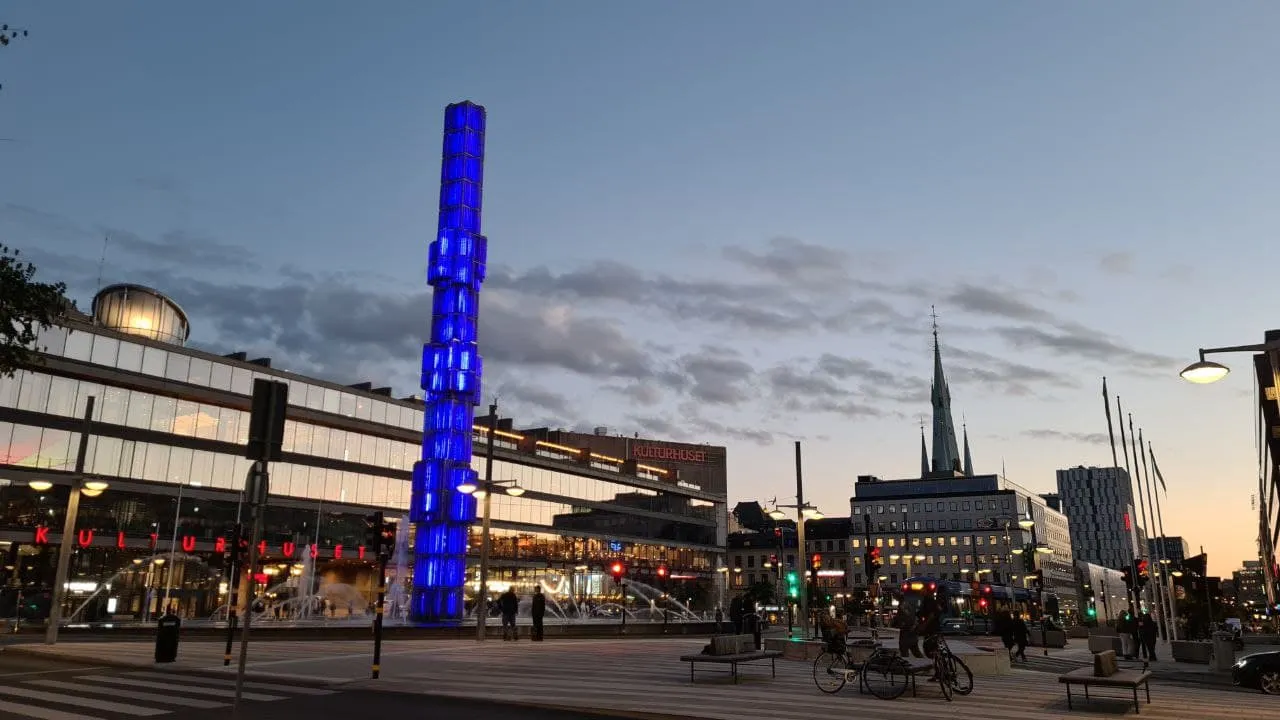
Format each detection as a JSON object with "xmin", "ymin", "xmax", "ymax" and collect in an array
[{"xmin": 410, "ymin": 101, "xmax": 487, "ymax": 623}]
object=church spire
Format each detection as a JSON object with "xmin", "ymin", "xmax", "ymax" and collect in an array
[
  {"xmin": 929, "ymin": 307, "xmax": 961, "ymax": 476},
  {"xmin": 962, "ymin": 421, "xmax": 974, "ymax": 477},
  {"xmin": 919, "ymin": 418, "xmax": 929, "ymax": 479}
]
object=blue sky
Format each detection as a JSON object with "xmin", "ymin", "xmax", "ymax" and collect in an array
[{"xmin": 5, "ymin": 2, "xmax": 1278, "ymax": 575}]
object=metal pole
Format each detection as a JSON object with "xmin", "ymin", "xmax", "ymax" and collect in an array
[
  {"xmin": 1128, "ymin": 413, "xmax": 1155, "ymax": 615},
  {"xmin": 162, "ymin": 483, "xmax": 184, "ymax": 613},
  {"xmin": 475, "ymin": 403, "xmax": 497, "ymax": 642},
  {"xmin": 1031, "ymin": 522, "xmax": 1047, "ymax": 656},
  {"xmin": 234, "ymin": 462, "xmax": 267, "ymax": 708},
  {"xmin": 1136, "ymin": 429, "xmax": 1167, "ymax": 641},
  {"xmin": 46, "ymin": 396, "xmax": 94, "ymax": 645},
  {"xmin": 222, "ymin": 521, "xmax": 242, "ymax": 666},
  {"xmin": 794, "ymin": 440, "xmax": 807, "ymax": 639},
  {"xmin": 1148, "ymin": 441, "xmax": 1178, "ymax": 640},
  {"xmin": 371, "ymin": 550, "xmax": 388, "ymax": 678},
  {"xmin": 1116, "ymin": 398, "xmax": 1141, "ymax": 615}
]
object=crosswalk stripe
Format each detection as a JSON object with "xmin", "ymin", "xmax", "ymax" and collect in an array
[
  {"xmin": 75, "ymin": 676, "xmax": 285, "ymax": 702},
  {"xmin": 24, "ymin": 680, "xmax": 227, "ymax": 709},
  {"xmin": 0, "ymin": 686, "xmax": 168, "ymax": 716},
  {"xmin": 0, "ymin": 698, "xmax": 103, "ymax": 720},
  {"xmin": 121, "ymin": 670, "xmax": 334, "ymax": 694}
]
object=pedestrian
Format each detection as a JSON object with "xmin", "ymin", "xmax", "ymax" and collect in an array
[
  {"xmin": 499, "ymin": 587, "xmax": 519, "ymax": 641},
  {"xmin": 714, "ymin": 606, "xmax": 724, "ymax": 634},
  {"xmin": 1139, "ymin": 612, "xmax": 1159, "ymax": 661},
  {"xmin": 1012, "ymin": 613, "xmax": 1029, "ymax": 662},
  {"xmin": 1118, "ymin": 612, "xmax": 1137, "ymax": 659},
  {"xmin": 892, "ymin": 603, "xmax": 922, "ymax": 658},
  {"xmin": 996, "ymin": 611, "xmax": 1017, "ymax": 661},
  {"xmin": 1128, "ymin": 612, "xmax": 1145, "ymax": 659},
  {"xmin": 531, "ymin": 586, "xmax": 546, "ymax": 641}
]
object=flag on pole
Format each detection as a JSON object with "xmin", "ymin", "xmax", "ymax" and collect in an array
[
  {"xmin": 1149, "ymin": 446, "xmax": 1168, "ymax": 494},
  {"xmin": 1103, "ymin": 377, "xmax": 1118, "ymax": 462}
]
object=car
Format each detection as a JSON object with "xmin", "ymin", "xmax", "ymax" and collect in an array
[{"xmin": 1232, "ymin": 650, "xmax": 1280, "ymax": 695}]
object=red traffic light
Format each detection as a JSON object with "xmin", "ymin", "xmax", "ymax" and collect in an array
[
  {"xmin": 811, "ymin": 553, "xmax": 822, "ymax": 569},
  {"xmin": 869, "ymin": 547, "xmax": 881, "ymax": 561},
  {"xmin": 656, "ymin": 566, "xmax": 668, "ymax": 577},
  {"xmin": 1137, "ymin": 559, "xmax": 1149, "ymax": 575},
  {"xmin": 610, "ymin": 562, "xmax": 625, "ymax": 579}
]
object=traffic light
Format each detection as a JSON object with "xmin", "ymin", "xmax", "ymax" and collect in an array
[
  {"xmin": 365, "ymin": 512, "xmax": 385, "ymax": 557},
  {"xmin": 1086, "ymin": 602, "xmax": 1097, "ymax": 619},
  {"xmin": 811, "ymin": 553, "xmax": 822, "ymax": 570},
  {"xmin": 768, "ymin": 554, "xmax": 778, "ymax": 567},
  {"xmin": 656, "ymin": 565, "xmax": 668, "ymax": 580},
  {"xmin": 865, "ymin": 546, "xmax": 882, "ymax": 582},
  {"xmin": 786, "ymin": 571, "xmax": 799, "ymax": 599},
  {"xmin": 379, "ymin": 518, "xmax": 397, "ymax": 560},
  {"xmin": 1136, "ymin": 559, "xmax": 1150, "ymax": 588},
  {"xmin": 1121, "ymin": 567, "xmax": 1134, "ymax": 589},
  {"xmin": 610, "ymin": 561, "xmax": 625, "ymax": 582}
]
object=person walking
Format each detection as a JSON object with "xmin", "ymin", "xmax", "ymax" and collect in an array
[
  {"xmin": 531, "ymin": 586, "xmax": 546, "ymax": 642},
  {"xmin": 714, "ymin": 605, "xmax": 724, "ymax": 634},
  {"xmin": 499, "ymin": 587, "xmax": 519, "ymax": 641},
  {"xmin": 1011, "ymin": 613, "xmax": 1030, "ymax": 662},
  {"xmin": 1128, "ymin": 612, "xmax": 1146, "ymax": 660},
  {"xmin": 996, "ymin": 611, "xmax": 1017, "ymax": 662},
  {"xmin": 1139, "ymin": 612, "xmax": 1159, "ymax": 661}
]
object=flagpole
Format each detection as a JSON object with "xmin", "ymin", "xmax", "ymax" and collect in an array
[
  {"xmin": 1116, "ymin": 396, "xmax": 1140, "ymax": 614},
  {"xmin": 1149, "ymin": 443, "xmax": 1179, "ymax": 640},
  {"xmin": 1128, "ymin": 413, "xmax": 1155, "ymax": 617},
  {"xmin": 1137, "ymin": 428, "xmax": 1167, "ymax": 641}
]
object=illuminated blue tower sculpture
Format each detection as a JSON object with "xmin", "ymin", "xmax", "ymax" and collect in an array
[{"xmin": 410, "ymin": 101, "xmax": 487, "ymax": 623}]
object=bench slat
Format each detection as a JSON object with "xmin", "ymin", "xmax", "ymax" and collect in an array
[{"xmin": 680, "ymin": 652, "xmax": 782, "ymax": 663}]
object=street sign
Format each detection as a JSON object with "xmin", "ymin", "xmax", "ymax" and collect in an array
[{"xmin": 246, "ymin": 380, "xmax": 288, "ymax": 462}]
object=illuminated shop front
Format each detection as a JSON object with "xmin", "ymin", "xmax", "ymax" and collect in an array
[{"xmin": 1, "ymin": 287, "xmax": 728, "ymax": 624}]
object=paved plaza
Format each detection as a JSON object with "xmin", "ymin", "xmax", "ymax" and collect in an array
[{"xmin": 6, "ymin": 637, "xmax": 1275, "ymax": 719}]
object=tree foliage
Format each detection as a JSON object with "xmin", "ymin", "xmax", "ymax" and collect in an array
[
  {"xmin": 0, "ymin": 245, "xmax": 68, "ymax": 377},
  {"xmin": 1, "ymin": 24, "xmax": 30, "ymax": 93}
]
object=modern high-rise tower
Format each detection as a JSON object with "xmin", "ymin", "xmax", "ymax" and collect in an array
[{"xmin": 411, "ymin": 101, "xmax": 489, "ymax": 623}]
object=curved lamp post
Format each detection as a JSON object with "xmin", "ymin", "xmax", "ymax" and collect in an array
[{"xmin": 1181, "ymin": 334, "xmax": 1280, "ymax": 609}]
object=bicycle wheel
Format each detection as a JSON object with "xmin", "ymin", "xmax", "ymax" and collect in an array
[
  {"xmin": 861, "ymin": 653, "xmax": 911, "ymax": 700},
  {"xmin": 813, "ymin": 652, "xmax": 848, "ymax": 694},
  {"xmin": 934, "ymin": 654, "xmax": 953, "ymax": 702},
  {"xmin": 947, "ymin": 653, "xmax": 973, "ymax": 696}
]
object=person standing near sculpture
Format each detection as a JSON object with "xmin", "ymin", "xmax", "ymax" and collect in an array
[
  {"xmin": 499, "ymin": 587, "xmax": 520, "ymax": 641},
  {"xmin": 531, "ymin": 585, "xmax": 546, "ymax": 641}
]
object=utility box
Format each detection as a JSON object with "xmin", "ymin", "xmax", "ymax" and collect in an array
[{"xmin": 155, "ymin": 613, "xmax": 181, "ymax": 663}]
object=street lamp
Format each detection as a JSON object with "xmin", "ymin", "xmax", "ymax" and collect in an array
[
  {"xmin": 44, "ymin": 396, "xmax": 102, "ymax": 645},
  {"xmin": 161, "ymin": 480, "xmax": 202, "ymax": 613},
  {"xmin": 456, "ymin": 402, "xmax": 523, "ymax": 642},
  {"xmin": 766, "ymin": 498, "xmax": 823, "ymax": 638},
  {"xmin": 1181, "ymin": 333, "xmax": 1280, "ymax": 609}
]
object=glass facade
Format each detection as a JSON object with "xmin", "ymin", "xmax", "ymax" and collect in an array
[{"xmin": 2, "ymin": 318, "xmax": 727, "ymax": 623}]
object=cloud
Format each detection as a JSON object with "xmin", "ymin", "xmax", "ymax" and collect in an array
[
  {"xmin": 1022, "ymin": 429, "xmax": 1110, "ymax": 445},
  {"xmin": 677, "ymin": 347, "xmax": 755, "ymax": 406},
  {"xmin": 943, "ymin": 346, "xmax": 1079, "ymax": 396},
  {"xmin": 945, "ymin": 284, "xmax": 1057, "ymax": 324},
  {"xmin": 991, "ymin": 325, "xmax": 1175, "ymax": 370},
  {"xmin": 102, "ymin": 228, "xmax": 259, "ymax": 271},
  {"xmin": 1099, "ymin": 252, "xmax": 1134, "ymax": 276},
  {"xmin": 722, "ymin": 236, "xmax": 853, "ymax": 288}
]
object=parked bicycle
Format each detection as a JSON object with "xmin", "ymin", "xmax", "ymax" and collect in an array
[{"xmin": 813, "ymin": 628, "xmax": 973, "ymax": 701}]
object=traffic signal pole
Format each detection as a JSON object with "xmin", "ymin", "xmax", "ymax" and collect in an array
[
  {"xmin": 222, "ymin": 521, "xmax": 243, "ymax": 666},
  {"xmin": 794, "ymin": 441, "xmax": 808, "ymax": 639},
  {"xmin": 372, "ymin": 547, "xmax": 389, "ymax": 678}
]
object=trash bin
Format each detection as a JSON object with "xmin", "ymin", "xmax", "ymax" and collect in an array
[
  {"xmin": 155, "ymin": 612, "xmax": 181, "ymax": 663},
  {"xmin": 1211, "ymin": 631, "xmax": 1235, "ymax": 672}
]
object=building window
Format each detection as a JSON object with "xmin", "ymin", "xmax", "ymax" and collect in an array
[{"xmin": 962, "ymin": 502, "xmax": 971, "ymax": 511}]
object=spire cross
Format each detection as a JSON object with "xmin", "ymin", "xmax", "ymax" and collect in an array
[{"xmin": 930, "ymin": 305, "xmax": 939, "ymax": 340}]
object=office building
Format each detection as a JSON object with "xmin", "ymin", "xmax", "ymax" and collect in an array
[
  {"xmin": 849, "ymin": 322, "xmax": 1077, "ymax": 618},
  {"xmin": 1234, "ymin": 560, "xmax": 1268, "ymax": 609},
  {"xmin": 1149, "ymin": 536, "xmax": 1190, "ymax": 566},
  {"xmin": 0, "ymin": 283, "xmax": 727, "ymax": 623},
  {"xmin": 1056, "ymin": 465, "xmax": 1143, "ymax": 571}
]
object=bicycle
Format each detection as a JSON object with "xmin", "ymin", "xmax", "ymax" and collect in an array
[
  {"xmin": 812, "ymin": 628, "xmax": 915, "ymax": 700},
  {"xmin": 925, "ymin": 633, "xmax": 974, "ymax": 699}
]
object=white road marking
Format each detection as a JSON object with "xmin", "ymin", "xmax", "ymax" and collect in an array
[
  {"xmin": 0, "ymin": 698, "xmax": 104, "ymax": 720},
  {"xmin": 25, "ymin": 679, "xmax": 227, "ymax": 709},
  {"xmin": 0, "ymin": 686, "xmax": 168, "ymax": 716}
]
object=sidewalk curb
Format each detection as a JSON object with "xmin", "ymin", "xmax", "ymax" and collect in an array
[
  {"xmin": 0, "ymin": 644, "xmax": 352, "ymax": 688},
  {"xmin": 357, "ymin": 685, "xmax": 693, "ymax": 720}
]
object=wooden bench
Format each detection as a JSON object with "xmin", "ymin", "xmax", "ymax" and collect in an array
[
  {"xmin": 1058, "ymin": 650, "xmax": 1152, "ymax": 714},
  {"xmin": 679, "ymin": 634, "xmax": 784, "ymax": 684}
]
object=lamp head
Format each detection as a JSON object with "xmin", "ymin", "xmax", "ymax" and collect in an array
[
  {"xmin": 767, "ymin": 509, "xmax": 786, "ymax": 521},
  {"xmin": 504, "ymin": 485, "xmax": 525, "ymax": 497},
  {"xmin": 27, "ymin": 480, "xmax": 53, "ymax": 492},
  {"xmin": 1180, "ymin": 359, "xmax": 1229, "ymax": 384},
  {"xmin": 455, "ymin": 481, "xmax": 478, "ymax": 495}
]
